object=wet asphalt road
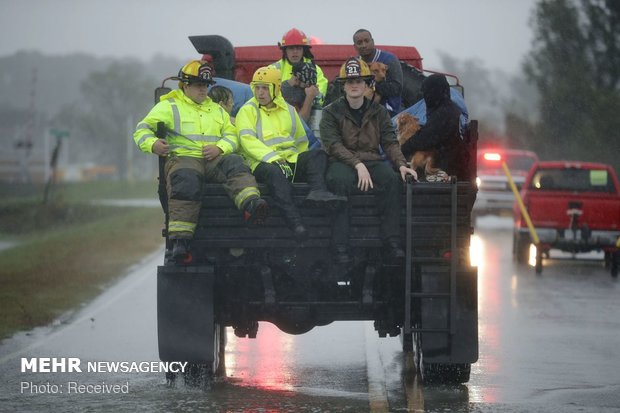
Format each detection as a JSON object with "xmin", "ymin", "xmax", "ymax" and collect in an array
[{"xmin": 0, "ymin": 217, "xmax": 619, "ymax": 412}]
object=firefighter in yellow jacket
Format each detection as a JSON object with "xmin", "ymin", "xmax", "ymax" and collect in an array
[
  {"xmin": 272, "ymin": 28, "xmax": 328, "ymax": 106},
  {"xmin": 236, "ymin": 66, "xmax": 345, "ymax": 242},
  {"xmin": 134, "ymin": 60, "xmax": 268, "ymax": 261}
]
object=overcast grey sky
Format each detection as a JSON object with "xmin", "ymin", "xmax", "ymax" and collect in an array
[{"xmin": 1, "ymin": 0, "xmax": 538, "ymax": 74}]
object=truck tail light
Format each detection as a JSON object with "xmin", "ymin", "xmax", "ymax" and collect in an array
[{"xmin": 483, "ymin": 152, "xmax": 502, "ymax": 162}]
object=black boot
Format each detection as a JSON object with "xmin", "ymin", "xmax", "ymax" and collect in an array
[
  {"xmin": 172, "ymin": 239, "xmax": 191, "ymax": 261},
  {"xmin": 243, "ymin": 197, "xmax": 269, "ymax": 226}
]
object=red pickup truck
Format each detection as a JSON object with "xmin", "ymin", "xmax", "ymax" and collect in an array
[{"xmin": 512, "ymin": 161, "xmax": 620, "ymax": 276}]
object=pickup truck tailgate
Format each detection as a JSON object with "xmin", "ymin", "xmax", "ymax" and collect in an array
[{"xmin": 526, "ymin": 191, "xmax": 620, "ymax": 230}]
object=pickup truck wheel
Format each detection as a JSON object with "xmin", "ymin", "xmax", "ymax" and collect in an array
[
  {"xmin": 604, "ymin": 252, "xmax": 612, "ymax": 269},
  {"xmin": 535, "ymin": 250, "xmax": 543, "ymax": 274},
  {"xmin": 611, "ymin": 251, "xmax": 620, "ymax": 278},
  {"xmin": 513, "ymin": 232, "xmax": 530, "ymax": 264}
]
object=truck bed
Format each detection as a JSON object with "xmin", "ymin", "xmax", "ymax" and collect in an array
[{"xmin": 167, "ymin": 181, "xmax": 475, "ymax": 263}]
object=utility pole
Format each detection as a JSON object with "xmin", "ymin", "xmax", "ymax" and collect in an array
[
  {"xmin": 43, "ymin": 128, "xmax": 70, "ymax": 204},
  {"xmin": 16, "ymin": 68, "xmax": 37, "ymax": 183}
]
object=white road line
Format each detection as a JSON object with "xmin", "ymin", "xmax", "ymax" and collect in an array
[
  {"xmin": 0, "ymin": 246, "xmax": 164, "ymax": 365},
  {"xmin": 365, "ymin": 321, "xmax": 389, "ymax": 412},
  {"xmin": 403, "ymin": 352, "xmax": 425, "ymax": 412}
]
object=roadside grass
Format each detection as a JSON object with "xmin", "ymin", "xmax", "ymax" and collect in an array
[
  {"xmin": 0, "ymin": 180, "xmax": 159, "ymax": 204},
  {"xmin": 0, "ymin": 181, "xmax": 165, "ymax": 340}
]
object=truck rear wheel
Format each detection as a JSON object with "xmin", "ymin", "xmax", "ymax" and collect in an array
[
  {"xmin": 611, "ymin": 251, "xmax": 620, "ymax": 278},
  {"xmin": 178, "ymin": 324, "xmax": 225, "ymax": 388}
]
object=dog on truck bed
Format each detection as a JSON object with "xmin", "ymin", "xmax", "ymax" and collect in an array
[
  {"xmin": 395, "ymin": 112, "xmax": 448, "ymax": 182},
  {"xmin": 364, "ymin": 62, "xmax": 388, "ymax": 103}
]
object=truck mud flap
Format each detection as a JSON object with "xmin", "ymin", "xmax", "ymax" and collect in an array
[
  {"xmin": 417, "ymin": 267, "xmax": 478, "ymax": 364},
  {"xmin": 157, "ymin": 265, "xmax": 216, "ymax": 363}
]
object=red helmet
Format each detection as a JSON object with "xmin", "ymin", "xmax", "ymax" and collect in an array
[{"xmin": 279, "ymin": 28, "xmax": 310, "ymax": 49}]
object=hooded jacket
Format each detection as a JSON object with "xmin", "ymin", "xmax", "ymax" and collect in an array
[{"xmin": 400, "ymin": 74, "xmax": 468, "ymax": 179}]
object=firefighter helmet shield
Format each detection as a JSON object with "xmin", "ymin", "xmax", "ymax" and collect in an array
[
  {"xmin": 178, "ymin": 60, "xmax": 215, "ymax": 86},
  {"xmin": 336, "ymin": 57, "xmax": 373, "ymax": 82},
  {"xmin": 251, "ymin": 66, "xmax": 282, "ymax": 99}
]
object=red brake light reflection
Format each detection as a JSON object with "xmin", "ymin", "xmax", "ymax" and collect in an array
[{"xmin": 483, "ymin": 152, "xmax": 502, "ymax": 162}]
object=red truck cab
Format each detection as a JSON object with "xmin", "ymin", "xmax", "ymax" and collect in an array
[
  {"xmin": 187, "ymin": 35, "xmax": 460, "ymax": 109},
  {"xmin": 231, "ymin": 43, "xmax": 424, "ymax": 83},
  {"xmin": 513, "ymin": 161, "xmax": 620, "ymax": 276}
]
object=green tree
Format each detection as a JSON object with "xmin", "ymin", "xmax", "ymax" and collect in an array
[
  {"xmin": 53, "ymin": 61, "xmax": 157, "ymax": 179},
  {"xmin": 524, "ymin": 0, "xmax": 620, "ymax": 170},
  {"xmin": 440, "ymin": 53, "xmax": 540, "ymax": 148}
]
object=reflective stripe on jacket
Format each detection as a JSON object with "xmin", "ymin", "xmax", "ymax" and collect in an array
[
  {"xmin": 236, "ymin": 95, "xmax": 309, "ymax": 171},
  {"xmin": 133, "ymin": 89, "xmax": 238, "ymax": 158},
  {"xmin": 272, "ymin": 58, "xmax": 328, "ymax": 105}
]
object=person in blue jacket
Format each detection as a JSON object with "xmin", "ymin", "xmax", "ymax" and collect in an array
[{"xmin": 353, "ymin": 29, "xmax": 403, "ymax": 116}]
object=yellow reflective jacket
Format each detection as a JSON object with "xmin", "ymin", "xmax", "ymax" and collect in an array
[
  {"xmin": 133, "ymin": 89, "xmax": 238, "ymax": 158},
  {"xmin": 236, "ymin": 95, "xmax": 309, "ymax": 171},
  {"xmin": 272, "ymin": 57, "xmax": 328, "ymax": 105}
]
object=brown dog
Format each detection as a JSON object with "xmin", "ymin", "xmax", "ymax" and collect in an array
[
  {"xmin": 395, "ymin": 112, "xmax": 442, "ymax": 178},
  {"xmin": 364, "ymin": 62, "xmax": 388, "ymax": 102}
]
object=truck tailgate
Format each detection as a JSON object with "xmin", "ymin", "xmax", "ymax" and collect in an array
[{"xmin": 526, "ymin": 191, "xmax": 620, "ymax": 230}]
